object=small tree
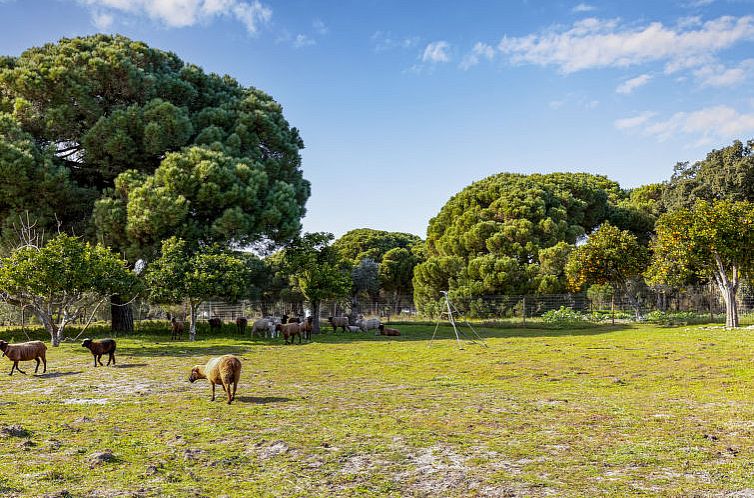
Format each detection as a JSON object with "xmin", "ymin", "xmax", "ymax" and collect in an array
[
  {"xmin": 351, "ymin": 258, "xmax": 380, "ymax": 312},
  {"xmin": 145, "ymin": 238, "xmax": 252, "ymax": 340},
  {"xmin": 379, "ymin": 247, "xmax": 417, "ymax": 313},
  {"xmin": 565, "ymin": 223, "xmax": 649, "ymax": 319},
  {"xmin": 0, "ymin": 234, "xmax": 139, "ymax": 346},
  {"xmin": 281, "ymin": 233, "xmax": 351, "ymax": 334},
  {"xmin": 646, "ymin": 200, "xmax": 754, "ymax": 328}
]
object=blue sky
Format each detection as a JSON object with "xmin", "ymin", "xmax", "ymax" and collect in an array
[{"xmin": 2, "ymin": 1, "xmax": 754, "ymax": 238}]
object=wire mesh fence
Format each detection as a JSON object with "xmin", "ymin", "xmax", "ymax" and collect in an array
[{"xmin": 3, "ymin": 284, "xmax": 753, "ymax": 329}]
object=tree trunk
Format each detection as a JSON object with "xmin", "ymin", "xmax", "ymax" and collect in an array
[
  {"xmin": 36, "ymin": 311, "xmax": 61, "ymax": 346},
  {"xmin": 189, "ymin": 302, "xmax": 198, "ymax": 341},
  {"xmin": 312, "ymin": 300, "xmax": 321, "ymax": 334},
  {"xmin": 712, "ymin": 254, "xmax": 739, "ymax": 328},
  {"xmin": 720, "ymin": 284, "xmax": 739, "ymax": 328},
  {"xmin": 111, "ymin": 295, "xmax": 134, "ymax": 334}
]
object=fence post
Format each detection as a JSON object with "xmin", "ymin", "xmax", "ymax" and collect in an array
[
  {"xmin": 522, "ymin": 296, "xmax": 526, "ymax": 327},
  {"xmin": 611, "ymin": 294, "xmax": 615, "ymax": 326}
]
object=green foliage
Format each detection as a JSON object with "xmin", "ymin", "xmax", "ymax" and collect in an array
[
  {"xmin": 541, "ymin": 306, "xmax": 592, "ymax": 328},
  {"xmin": 379, "ymin": 247, "xmax": 419, "ymax": 297},
  {"xmin": 351, "ymin": 258, "xmax": 380, "ymax": 300},
  {"xmin": 333, "ymin": 228, "xmax": 421, "ymax": 266},
  {"xmin": 280, "ymin": 232, "xmax": 351, "ymax": 308},
  {"xmin": 644, "ymin": 310, "xmax": 708, "ymax": 326},
  {"xmin": 0, "ymin": 34, "xmax": 309, "ymax": 260},
  {"xmin": 0, "ymin": 234, "xmax": 139, "ymax": 344},
  {"xmin": 663, "ymin": 139, "xmax": 754, "ymax": 211},
  {"xmin": 145, "ymin": 238, "xmax": 253, "ymax": 306},
  {"xmin": 565, "ymin": 222, "xmax": 649, "ymax": 292},
  {"xmin": 414, "ymin": 172, "xmax": 634, "ymax": 312},
  {"xmin": 646, "ymin": 200, "xmax": 754, "ymax": 327}
]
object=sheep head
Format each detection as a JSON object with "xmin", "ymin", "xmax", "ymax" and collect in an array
[
  {"xmin": 189, "ymin": 366, "xmax": 203, "ymax": 383},
  {"xmin": 81, "ymin": 338, "xmax": 93, "ymax": 350},
  {"xmin": 0, "ymin": 340, "xmax": 7, "ymax": 352}
]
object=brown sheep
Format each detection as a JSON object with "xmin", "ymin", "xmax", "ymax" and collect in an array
[
  {"xmin": 378, "ymin": 324, "xmax": 401, "ymax": 336},
  {"xmin": 276, "ymin": 322, "xmax": 302, "ymax": 345},
  {"xmin": 171, "ymin": 317, "xmax": 184, "ymax": 340},
  {"xmin": 236, "ymin": 317, "xmax": 248, "ymax": 335},
  {"xmin": 328, "ymin": 316, "xmax": 349, "ymax": 332},
  {"xmin": 287, "ymin": 316, "xmax": 301, "ymax": 324},
  {"xmin": 0, "ymin": 340, "xmax": 47, "ymax": 375},
  {"xmin": 302, "ymin": 316, "xmax": 313, "ymax": 341},
  {"xmin": 189, "ymin": 355, "xmax": 242, "ymax": 404},
  {"xmin": 81, "ymin": 338, "xmax": 116, "ymax": 367},
  {"xmin": 208, "ymin": 317, "xmax": 222, "ymax": 332}
]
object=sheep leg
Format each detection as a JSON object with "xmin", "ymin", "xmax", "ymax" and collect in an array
[
  {"xmin": 98, "ymin": 355, "xmax": 104, "ymax": 366},
  {"xmin": 41, "ymin": 355, "xmax": 46, "ymax": 373},
  {"xmin": 34, "ymin": 358, "xmax": 40, "ymax": 373},
  {"xmin": 108, "ymin": 353, "xmax": 115, "ymax": 366},
  {"xmin": 12, "ymin": 362, "xmax": 25, "ymax": 375},
  {"xmin": 211, "ymin": 382, "xmax": 216, "ymax": 401}
]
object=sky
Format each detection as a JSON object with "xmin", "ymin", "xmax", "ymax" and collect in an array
[{"xmin": 2, "ymin": 1, "xmax": 754, "ymax": 239}]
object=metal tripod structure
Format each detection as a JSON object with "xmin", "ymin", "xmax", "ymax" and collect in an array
[{"xmin": 429, "ymin": 291, "xmax": 488, "ymax": 349}]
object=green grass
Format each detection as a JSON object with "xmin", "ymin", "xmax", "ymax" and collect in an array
[{"xmin": 1, "ymin": 321, "xmax": 754, "ymax": 496}]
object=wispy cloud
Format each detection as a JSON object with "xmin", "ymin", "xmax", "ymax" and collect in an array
[
  {"xmin": 293, "ymin": 34, "xmax": 315, "ymax": 48},
  {"xmin": 422, "ymin": 41, "xmax": 451, "ymax": 63},
  {"xmin": 498, "ymin": 15, "xmax": 754, "ymax": 73},
  {"xmin": 572, "ymin": 3, "xmax": 595, "ymax": 13},
  {"xmin": 459, "ymin": 42, "xmax": 495, "ymax": 70},
  {"xmin": 80, "ymin": 0, "xmax": 272, "ymax": 34},
  {"xmin": 614, "ymin": 111, "xmax": 657, "ymax": 130},
  {"xmin": 371, "ymin": 31, "xmax": 420, "ymax": 52},
  {"xmin": 312, "ymin": 18, "xmax": 328, "ymax": 35},
  {"xmin": 616, "ymin": 106, "xmax": 754, "ymax": 146},
  {"xmin": 91, "ymin": 10, "xmax": 114, "ymax": 30},
  {"xmin": 616, "ymin": 74, "xmax": 652, "ymax": 94},
  {"xmin": 693, "ymin": 59, "xmax": 754, "ymax": 87}
]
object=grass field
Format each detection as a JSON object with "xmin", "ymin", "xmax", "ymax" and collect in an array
[{"xmin": 1, "ymin": 321, "xmax": 754, "ymax": 497}]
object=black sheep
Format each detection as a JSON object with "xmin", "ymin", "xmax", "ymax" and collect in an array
[{"xmin": 81, "ymin": 338, "xmax": 117, "ymax": 367}]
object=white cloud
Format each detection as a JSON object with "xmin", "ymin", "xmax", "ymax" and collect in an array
[
  {"xmin": 422, "ymin": 41, "xmax": 451, "ymax": 63},
  {"xmin": 498, "ymin": 15, "xmax": 754, "ymax": 73},
  {"xmin": 459, "ymin": 42, "xmax": 495, "ymax": 70},
  {"xmin": 616, "ymin": 74, "xmax": 652, "ymax": 94},
  {"xmin": 572, "ymin": 3, "xmax": 595, "ymax": 13},
  {"xmin": 371, "ymin": 31, "xmax": 420, "ymax": 52},
  {"xmin": 313, "ymin": 18, "xmax": 328, "ymax": 35},
  {"xmin": 614, "ymin": 111, "xmax": 657, "ymax": 130},
  {"xmin": 693, "ymin": 59, "xmax": 754, "ymax": 87},
  {"xmin": 80, "ymin": 0, "xmax": 272, "ymax": 34},
  {"xmin": 293, "ymin": 34, "xmax": 315, "ymax": 48},
  {"xmin": 92, "ymin": 11, "xmax": 114, "ymax": 30},
  {"xmin": 616, "ymin": 106, "xmax": 754, "ymax": 146}
]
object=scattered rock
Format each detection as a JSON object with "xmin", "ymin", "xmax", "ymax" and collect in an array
[
  {"xmin": 612, "ymin": 377, "xmax": 626, "ymax": 385},
  {"xmin": 183, "ymin": 448, "xmax": 207, "ymax": 462},
  {"xmin": 18, "ymin": 439, "xmax": 36, "ymax": 449},
  {"xmin": 145, "ymin": 464, "xmax": 159, "ymax": 476},
  {"xmin": 89, "ymin": 449, "xmax": 115, "ymax": 468},
  {"xmin": 258, "ymin": 440, "xmax": 289, "ymax": 459},
  {"xmin": 703, "ymin": 434, "xmax": 719, "ymax": 441},
  {"xmin": 2, "ymin": 425, "xmax": 29, "ymax": 437}
]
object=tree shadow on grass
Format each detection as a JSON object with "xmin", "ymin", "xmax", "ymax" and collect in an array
[
  {"xmin": 118, "ymin": 344, "xmax": 253, "ymax": 358},
  {"xmin": 36, "ymin": 371, "xmax": 83, "ymax": 378},
  {"xmin": 112, "ymin": 363, "xmax": 148, "ymax": 369},
  {"xmin": 235, "ymin": 396, "xmax": 292, "ymax": 404}
]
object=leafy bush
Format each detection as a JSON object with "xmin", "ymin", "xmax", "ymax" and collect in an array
[
  {"xmin": 645, "ymin": 311, "xmax": 709, "ymax": 326},
  {"xmin": 541, "ymin": 306, "xmax": 592, "ymax": 328}
]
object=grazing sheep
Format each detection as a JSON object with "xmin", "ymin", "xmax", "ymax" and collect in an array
[
  {"xmin": 236, "ymin": 317, "xmax": 248, "ymax": 335},
  {"xmin": 378, "ymin": 324, "xmax": 401, "ymax": 336},
  {"xmin": 171, "ymin": 317, "xmax": 184, "ymax": 340},
  {"xmin": 264, "ymin": 316, "xmax": 283, "ymax": 338},
  {"xmin": 251, "ymin": 318, "xmax": 272, "ymax": 338},
  {"xmin": 81, "ymin": 338, "xmax": 117, "ymax": 367},
  {"xmin": 189, "ymin": 355, "xmax": 242, "ymax": 404},
  {"xmin": 0, "ymin": 340, "xmax": 47, "ymax": 375},
  {"xmin": 356, "ymin": 318, "xmax": 381, "ymax": 333},
  {"xmin": 328, "ymin": 316, "xmax": 349, "ymax": 332},
  {"xmin": 208, "ymin": 317, "xmax": 222, "ymax": 332},
  {"xmin": 347, "ymin": 325, "xmax": 360, "ymax": 333},
  {"xmin": 287, "ymin": 316, "xmax": 301, "ymax": 324},
  {"xmin": 276, "ymin": 322, "xmax": 302, "ymax": 345},
  {"xmin": 301, "ymin": 316, "xmax": 313, "ymax": 341}
]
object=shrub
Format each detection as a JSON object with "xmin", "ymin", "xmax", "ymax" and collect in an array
[{"xmin": 541, "ymin": 306, "xmax": 592, "ymax": 328}]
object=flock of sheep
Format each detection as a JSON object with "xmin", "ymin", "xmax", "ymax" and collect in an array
[{"xmin": 2, "ymin": 314, "xmax": 401, "ymax": 405}]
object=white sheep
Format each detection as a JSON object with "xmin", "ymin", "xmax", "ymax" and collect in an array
[
  {"xmin": 328, "ymin": 316, "xmax": 349, "ymax": 332},
  {"xmin": 189, "ymin": 355, "xmax": 242, "ymax": 404},
  {"xmin": 0, "ymin": 340, "xmax": 47, "ymax": 375},
  {"xmin": 347, "ymin": 325, "xmax": 360, "ymax": 333},
  {"xmin": 251, "ymin": 318, "xmax": 273, "ymax": 338},
  {"xmin": 356, "ymin": 318, "xmax": 381, "ymax": 333}
]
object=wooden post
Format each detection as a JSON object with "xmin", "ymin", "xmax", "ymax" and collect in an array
[
  {"xmin": 611, "ymin": 294, "xmax": 615, "ymax": 326},
  {"xmin": 522, "ymin": 296, "xmax": 526, "ymax": 327}
]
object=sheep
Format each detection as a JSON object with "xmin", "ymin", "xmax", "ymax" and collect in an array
[
  {"xmin": 347, "ymin": 325, "xmax": 360, "ymax": 333},
  {"xmin": 264, "ymin": 316, "xmax": 283, "ymax": 338},
  {"xmin": 356, "ymin": 318, "xmax": 381, "ymax": 333},
  {"xmin": 301, "ymin": 316, "xmax": 313, "ymax": 341},
  {"xmin": 81, "ymin": 338, "xmax": 117, "ymax": 367},
  {"xmin": 236, "ymin": 317, "xmax": 248, "ymax": 335},
  {"xmin": 378, "ymin": 324, "xmax": 401, "ymax": 336},
  {"xmin": 276, "ymin": 322, "xmax": 302, "ymax": 345},
  {"xmin": 0, "ymin": 340, "xmax": 47, "ymax": 375},
  {"xmin": 208, "ymin": 317, "xmax": 222, "ymax": 332},
  {"xmin": 171, "ymin": 317, "xmax": 184, "ymax": 340},
  {"xmin": 251, "ymin": 318, "xmax": 273, "ymax": 338},
  {"xmin": 281, "ymin": 314, "xmax": 289, "ymax": 325},
  {"xmin": 328, "ymin": 316, "xmax": 349, "ymax": 332},
  {"xmin": 189, "ymin": 355, "xmax": 242, "ymax": 404},
  {"xmin": 287, "ymin": 316, "xmax": 301, "ymax": 324}
]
